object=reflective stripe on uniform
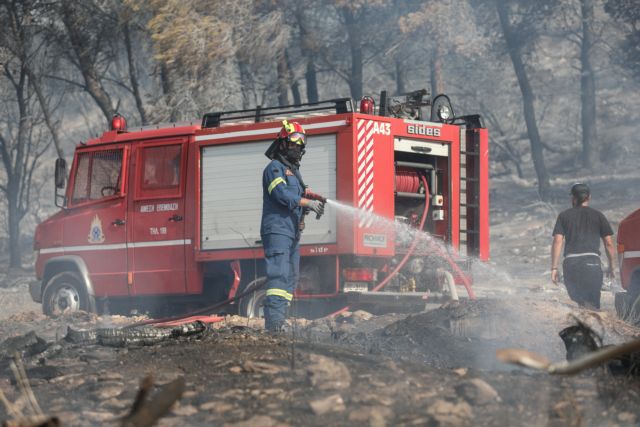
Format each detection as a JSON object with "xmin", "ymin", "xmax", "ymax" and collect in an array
[
  {"xmin": 266, "ymin": 288, "xmax": 293, "ymax": 301},
  {"xmin": 268, "ymin": 177, "xmax": 286, "ymax": 194},
  {"xmin": 565, "ymin": 252, "xmax": 599, "ymax": 259},
  {"xmin": 283, "ymin": 120, "xmax": 295, "ymax": 133}
]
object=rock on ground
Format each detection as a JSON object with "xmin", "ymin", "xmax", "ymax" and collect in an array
[{"xmin": 307, "ymin": 353, "xmax": 351, "ymax": 390}]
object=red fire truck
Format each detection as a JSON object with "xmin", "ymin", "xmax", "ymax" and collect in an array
[
  {"xmin": 30, "ymin": 91, "xmax": 489, "ymax": 317},
  {"xmin": 615, "ymin": 208, "xmax": 640, "ymax": 320}
]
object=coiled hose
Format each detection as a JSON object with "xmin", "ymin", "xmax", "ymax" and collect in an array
[{"xmin": 329, "ymin": 172, "xmax": 475, "ymax": 317}]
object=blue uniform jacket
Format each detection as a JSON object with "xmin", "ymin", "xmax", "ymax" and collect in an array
[{"xmin": 260, "ymin": 159, "xmax": 304, "ymax": 238}]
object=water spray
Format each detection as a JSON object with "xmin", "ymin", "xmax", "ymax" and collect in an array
[{"xmin": 323, "ymin": 173, "xmax": 475, "ymax": 318}]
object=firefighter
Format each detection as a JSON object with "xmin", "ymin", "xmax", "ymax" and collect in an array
[
  {"xmin": 261, "ymin": 120, "xmax": 324, "ymax": 332},
  {"xmin": 551, "ymin": 183, "xmax": 615, "ymax": 309}
]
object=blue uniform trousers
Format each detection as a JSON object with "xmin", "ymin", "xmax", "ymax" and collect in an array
[{"xmin": 263, "ymin": 233, "xmax": 300, "ymax": 330}]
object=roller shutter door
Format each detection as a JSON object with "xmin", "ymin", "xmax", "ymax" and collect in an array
[{"xmin": 201, "ymin": 134, "xmax": 337, "ymax": 250}]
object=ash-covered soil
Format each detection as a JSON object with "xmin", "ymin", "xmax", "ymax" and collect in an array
[
  {"xmin": 310, "ymin": 298, "xmax": 567, "ymax": 371},
  {"xmin": 1, "ymin": 172, "xmax": 640, "ymax": 426},
  {"xmin": 0, "ymin": 294, "xmax": 639, "ymax": 426}
]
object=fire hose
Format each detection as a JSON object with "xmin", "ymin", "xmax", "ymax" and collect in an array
[
  {"xmin": 70, "ymin": 278, "xmax": 263, "ymax": 343},
  {"xmin": 328, "ymin": 171, "xmax": 474, "ymax": 317},
  {"xmin": 123, "ymin": 279, "xmax": 268, "ymax": 328},
  {"xmin": 374, "ymin": 173, "xmax": 475, "ymax": 298},
  {"xmin": 123, "ymin": 173, "xmax": 473, "ymax": 327},
  {"xmin": 370, "ymin": 173, "xmax": 430, "ymax": 293},
  {"xmin": 383, "ymin": 171, "xmax": 475, "ymax": 297},
  {"xmin": 395, "ymin": 168, "xmax": 422, "ymax": 193},
  {"xmin": 123, "ymin": 192, "xmax": 329, "ymax": 328}
]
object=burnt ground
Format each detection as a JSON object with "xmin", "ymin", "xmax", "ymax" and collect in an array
[
  {"xmin": 0, "ymin": 287, "xmax": 639, "ymax": 426},
  {"xmin": 1, "ymin": 173, "xmax": 640, "ymax": 426}
]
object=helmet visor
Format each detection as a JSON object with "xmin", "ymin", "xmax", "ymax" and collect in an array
[{"xmin": 288, "ymin": 132, "xmax": 306, "ymax": 146}]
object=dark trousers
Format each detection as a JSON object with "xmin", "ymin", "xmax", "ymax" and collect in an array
[
  {"xmin": 563, "ymin": 256, "xmax": 603, "ymax": 309},
  {"xmin": 262, "ymin": 234, "xmax": 300, "ymax": 330}
]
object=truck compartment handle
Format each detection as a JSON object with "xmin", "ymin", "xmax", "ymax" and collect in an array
[
  {"xmin": 411, "ymin": 145, "xmax": 432, "ymax": 153},
  {"xmin": 112, "ymin": 219, "xmax": 125, "ymax": 226},
  {"xmin": 169, "ymin": 215, "xmax": 183, "ymax": 222}
]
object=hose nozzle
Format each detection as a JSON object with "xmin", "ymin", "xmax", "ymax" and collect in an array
[
  {"xmin": 304, "ymin": 189, "xmax": 327, "ymax": 220},
  {"xmin": 304, "ymin": 190, "xmax": 327, "ymax": 204}
]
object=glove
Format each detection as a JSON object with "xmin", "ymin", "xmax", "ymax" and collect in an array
[
  {"xmin": 306, "ymin": 200, "xmax": 325, "ymax": 217},
  {"xmin": 304, "ymin": 189, "xmax": 327, "ymax": 203}
]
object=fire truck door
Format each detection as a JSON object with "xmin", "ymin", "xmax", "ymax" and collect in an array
[
  {"xmin": 65, "ymin": 146, "xmax": 129, "ymax": 297},
  {"xmin": 128, "ymin": 141, "xmax": 187, "ymax": 295}
]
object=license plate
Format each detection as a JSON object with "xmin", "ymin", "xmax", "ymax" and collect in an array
[{"xmin": 343, "ymin": 282, "xmax": 369, "ymax": 293}]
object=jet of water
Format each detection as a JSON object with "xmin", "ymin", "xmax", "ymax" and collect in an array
[
  {"xmin": 326, "ymin": 199, "xmax": 450, "ymax": 252},
  {"xmin": 325, "ymin": 199, "xmax": 521, "ymax": 297}
]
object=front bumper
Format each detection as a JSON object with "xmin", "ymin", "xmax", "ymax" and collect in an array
[{"xmin": 29, "ymin": 280, "xmax": 42, "ymax": 303}]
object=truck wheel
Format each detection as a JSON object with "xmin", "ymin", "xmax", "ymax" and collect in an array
[
  {"xmin": 42, "ymin": 272, "xmax": 90, "ymax": 317},
  {"xmin": 238, "ymin": 277, "xmax": 267, "ymax": 318}
]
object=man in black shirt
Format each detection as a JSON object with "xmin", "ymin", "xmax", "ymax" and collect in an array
[{"xmin": 551, "ymin": 183, "xmax": 616, "ymax": 309}]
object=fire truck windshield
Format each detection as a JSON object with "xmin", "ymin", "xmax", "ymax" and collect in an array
[{"xmin": 71, "ymin": 149, "xmax": 123, "ymax": 204}]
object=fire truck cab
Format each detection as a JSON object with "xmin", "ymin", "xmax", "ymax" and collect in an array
[
  {"xmin": 615, "ymin": 208, "xmax": 640, "ymax": 321},
  {"xmin": 31, "ymin": 91, "xmax": 489, "ymax": 317}
]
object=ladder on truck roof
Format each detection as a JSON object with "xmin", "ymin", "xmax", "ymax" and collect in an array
[{"xmin": 201, "ymin": 98, "xmax": 354, "ymax": 129}]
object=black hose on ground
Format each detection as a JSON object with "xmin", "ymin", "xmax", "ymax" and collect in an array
[
  {"xmin": 122, "ymin": 278, "xmax": 268, "ymax": 329},
  {"xmin": 66, "ymin": 321, "xmax": 207, "ymax": 347}
]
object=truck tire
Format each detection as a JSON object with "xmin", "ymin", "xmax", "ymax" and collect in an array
[
  {"xmin": 238, "ymin": 277, "xmax": 267, "ymax": 318},
  {"xmin": 42, "ymin": 272, "xmax": 90, "ymax": 317}
]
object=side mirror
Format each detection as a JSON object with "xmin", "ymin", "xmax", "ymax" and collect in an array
[{"xmin": 55, "ymin": 158, "xmax": 66, "ymax": 189}]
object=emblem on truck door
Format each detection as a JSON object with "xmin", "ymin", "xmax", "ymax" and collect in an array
[{"xmin": 88, "ymin": 215, "xmax": 105, "ymax": 243}]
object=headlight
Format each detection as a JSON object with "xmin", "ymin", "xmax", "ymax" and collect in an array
[{"xmin": 437, "ymin": 105, "xmax": 452, "ymax": 121}]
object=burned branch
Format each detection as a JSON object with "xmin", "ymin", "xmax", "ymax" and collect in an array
[{"xmin": 120, "ymin": 375, "xmax": 185, "ymax": 427}]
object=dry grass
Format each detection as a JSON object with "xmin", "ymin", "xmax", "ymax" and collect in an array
[
  {"xmin": 0, "ymin": 353, "xmax": 59, "ymax": 426},
  {"xmin": 615, "ymin": 295, "xmax": 640, "ymax": 332}
]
